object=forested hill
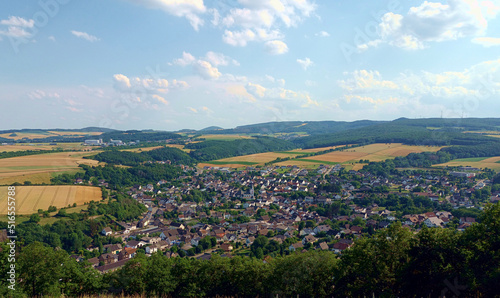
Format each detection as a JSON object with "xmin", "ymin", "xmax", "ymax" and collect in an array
[
  {"xmin": 200, "ymin": 120, "xmax": 386, "ymax": 135},
  {"xmin": 293, "ymin": 118, "xmax": 500, "ymax": 149},
  {"xmin": 185, "ymin": 137, "xmax": 295, "ymax": 161}
]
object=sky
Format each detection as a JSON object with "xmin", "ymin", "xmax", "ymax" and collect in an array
[{"xmin": 1, "ymin": 0, "xmax": 500, "ymax": 131}]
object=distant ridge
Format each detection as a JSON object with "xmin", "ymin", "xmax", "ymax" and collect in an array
[{"xmin": 200, "ymin": 126, "xmax": 224, "ymax": 131}]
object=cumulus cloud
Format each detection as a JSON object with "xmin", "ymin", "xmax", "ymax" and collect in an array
[
  {"xmin": 0, "ymin": 16, "xmax": 34, "ymax": 39},
  {"xmin": 297, "ymin": 57, "xmax": 313, "ymax": 70},
  {"xmin": 172, "ymin": 51, "xmax": 239, "ymax": 80},
  {"xmin": 338, "ymin": 58, "xmax": 500, "ymax": 108},
  {"xmin": 360, "ymin": 0, "xmax": 500, "ymax": 50},
  {"xmin": 1, "ymin": 16, "xmax": 34, "ymax": 28},
  {"xmin": 194, "ymin": 60, "xmax": 222, "ymax": 79},
  {"xmin": 123, "ymin": 0, "xmax": 206, "ymax": 31},
  {"xmin": 217, "ymin": 0, "xmax": 316, "ymax": 50},
  {"xmin": 71, "ymin": 30, "xmax": 100, "ymax": 42},
  {"xmin": 265, "ymin": 40, "xmax": 288, "ymax": 54},
  {"xmin": 173, "ymin": 51, "xmax": 196, "ymax": 66},
  {"xmin": 204, "ymin": 51, "xmax": 239, "ymax": 66},
  {"xmin": 112, "ymin": 73, "xmax": 188, "ymax": 109}
]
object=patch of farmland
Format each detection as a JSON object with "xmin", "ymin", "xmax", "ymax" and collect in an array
[
  {"xmin": 282, "ymin": 143, "xmax": 444, "ymax": 165},
  {"xmin": 0, "ymin": 151, "xmax": 100, "ymax": 184},
  {"xmin": 433, "ymin": 156, "xmax": 500, "ymax": 171},
  {"xmin": 0, "ymin": 185, "xmax": 102, "ymax": 215}
]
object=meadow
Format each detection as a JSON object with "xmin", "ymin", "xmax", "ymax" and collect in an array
[
  {"xmin": 0, "ymin": 185, "xmax": 102, "ymax": 215},
  {"xmin": 0, "ymin": 151, "xmax": 101, "ymax": 185},
  {"xmin": 0, "ymin": 130, "xmax": 102, "ymax": 140}
]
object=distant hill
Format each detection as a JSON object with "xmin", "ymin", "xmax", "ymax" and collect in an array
[
  {"xmin": 199, "ymin": 126, "xmax": 224, "ymax": 131},
  {"xmin": 293, "ymin": 118, "xmax": 500, "ymax": 148},
  {"xmin": 201, "ymin": 120, "xmax": 387, "ymax": 135}
]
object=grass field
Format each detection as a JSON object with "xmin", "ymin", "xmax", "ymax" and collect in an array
[
  {"xmin": 0, "ymin": 185, "xmax": 102, "ymax": 215},
  {"xmin": 433, "ymin": 156, "xmax": 500, "ymax": 171},
  {"xmin": 0, "ymin": 151, "xmax": 100, "ymax": 185}
]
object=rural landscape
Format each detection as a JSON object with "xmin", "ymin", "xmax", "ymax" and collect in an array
[
  {"xmin": 0, "ymin": 118, "xmax": 499, "ymax": 296},
  {"xmin": 3, "ymin": 0, "xmax": 500, "ymax": 296}
]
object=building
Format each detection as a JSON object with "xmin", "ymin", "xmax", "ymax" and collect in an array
[{"xmin": 84, "ymin": 139, "xmax": 103, "ymax": 146}]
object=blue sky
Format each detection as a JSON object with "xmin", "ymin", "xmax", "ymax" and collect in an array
[{"xmin": 1, "ymin": 0, "xmax": 500, "ymax": 130}]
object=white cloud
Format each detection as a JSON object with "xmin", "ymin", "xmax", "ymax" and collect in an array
[
  {"xmin": 204, "ymin": 51, "xmax": 239, "ymax": 66},
  {"xmin": 173, "ymin": 51, "xmax": 239, "ymax": 80},
  {"xmin": 297, "ymin": 57, "xmax": 313, "ymax": 70},
  {"xmin": 113, "ymin": 74, "xmax": 131, "ymax": 91},
  {"xmin": 265, "ymin": 40, "xmax": 288, "ymax": 54},
  {"xmin": 152, "ymin": 94, "xmax": 168, "ymax": 104},
  {"xmin": 360, "ymin": 0, "xmax": 500, "ymax": 50},
  {"xmin": 315, "ymin": 31, "xmax": 330, "ymax": 37},
  {"xmin": 338, "ymin": 59, "xmax": 500, "ymax": 109},
  {"xmin": 218, "ymin": 0, "xmax": 316, "ymax": 49},
  {"xmin": 173, "ymin": 51, "xmax": 196, "ymax": 66},
  {"xmin": 0, "ymin": 26, "xmax": 31, "ymax": 38},
  {"xmin": 0, "ymin": 16, "xmax": 34, "ymax": 28},
  {"xmin": 194, "ymin": 60, "xmax": 221, "ymax": 79},
  {"xmin": 222, "ymin": 28, "xmax": 283, "ymax": 46},
  {"xmin": 247, "ymin": 82, "xmax": 267, "ymax": 97},
  {"xmin": 124, "ymin": 0, "xmax": 206, "ymax": 31},
  {"xmin": 48, "ymin": 36, "xmax": 56, "ymax": 41},
  {"xmin": 472, "ymin": 36, "xmax": 500, "ymax": 47},
  {"xmin": 71, "ymin": 30, "xmax": 100, "ymax": 42}
]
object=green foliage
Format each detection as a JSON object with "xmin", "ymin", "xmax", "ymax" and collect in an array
[{"xmin": 185, "ymin": 137, "xmax": 295, "ymax": 161}]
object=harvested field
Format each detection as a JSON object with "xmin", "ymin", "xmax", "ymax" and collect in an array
[
  {"xmin": 277, "ymin": 143, "xmax": 443, "ymax": 166},
  {"xmin": 0, "ymin": 151, "xmax": 100, "ymax": 185},
  {"xmin": 433, "ymin": 156, "xmax": 500, "ymax": 171},
  {"xmin": 197, "ymin": 134, "xmax": 254, "ymax": 140},
  {"xmin": 0, "ymin": 185, "xmax": 102, "ymax": 215}
]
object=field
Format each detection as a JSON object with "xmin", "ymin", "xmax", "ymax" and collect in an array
[
  {"xmin": 0, "ymin": 151, "xmax": 101, "ymax": 185},
  {"xmin": 198, "ymin": 143, "xmax": 444, "ymax": 169},
  {"xmin": 0, "ymin": 185, "xmax": 102, "ymax": 215},
  {"xmin": 196, "ymin": 134, "xmax": 254, "ymax": 140},
  {"xmin": 433, "ymin": 156, "xmax": 500, "ymax": 171},
  {"xmin": 274, "ymin": 143, "xmax": 443, "ymax": 167}
]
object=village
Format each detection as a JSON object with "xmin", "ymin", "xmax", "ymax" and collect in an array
[{"xmin": 79, "ymin": 162, "xmax": 498, "ymax": 273}]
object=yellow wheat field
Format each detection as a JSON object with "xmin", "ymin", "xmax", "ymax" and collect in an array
[
  {"xmin": 0, "ymin": 185, "xmax": 102, "ymax": 215},
  {"xmin": 274, "ymin": 143, "xmax": 444, "ymax": 166},
  {"xmin": 0, "ymin": 151, "xmax": 100, "ymax": 185}
]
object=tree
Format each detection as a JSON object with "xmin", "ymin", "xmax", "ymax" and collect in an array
[
  {"xmin": 29, "ymin": 213, "xmax": 40, "ymax": 223},
  {"xmin": 18, "ymin": 242, "xmax": 72, "ymax": 296}
]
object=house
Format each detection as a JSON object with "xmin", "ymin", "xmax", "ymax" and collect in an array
[
  {"xmin": 125, "ymin": 240, "xmax": 146, "ymax": 249},
  {"xmin": 221, "ymin": 243, "xmax": 233, "ymax": 252},
  {"xmin": 332, "ymin": 242, "xmax": 350, "ymax": 254},
  {"xmin": 104, "ymin": 243, "xmax": 122, "ymax": 254},
  {"xmin": 424, "ymin": 217, "xmax": 444, "ymax": 228},
  {"xmin": 86, "ymin": 257, "xmax": 99, "ymax": 268},
  {"xmin": 318, "ymin": 242, "xmax": 329, "ymax": 251},
  {"xmin": 118, "ymin": 248, "xmax": 137, "ymax": 260},
  {"xmin": 101, "ymin": 227, "xmax": 113, "ymax": 236},
  {"xmin": 289, "ymin": 242, "xmax": 304, "ymax": 251},
  {"xmin": 98, "ymin": 253, "xmax": 117, "ymax": 265},
  {"xmin": 302, "ymin": 234, "xmax": 317, "ymax": 245}
]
